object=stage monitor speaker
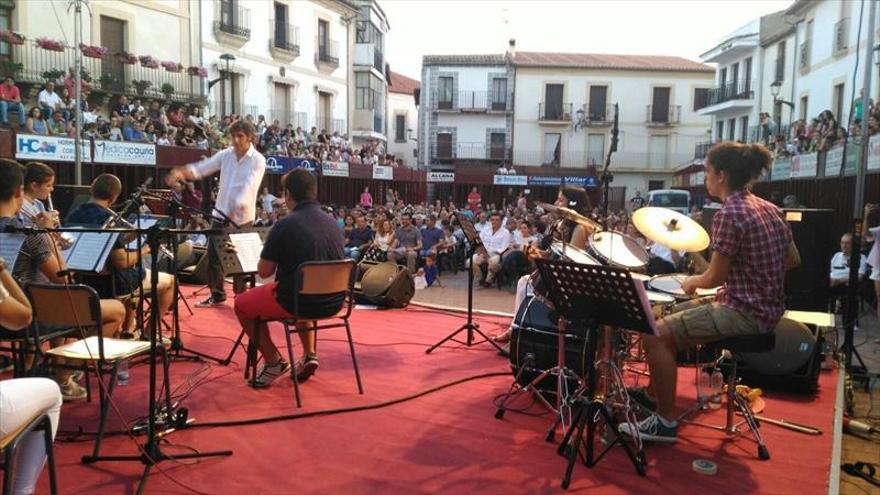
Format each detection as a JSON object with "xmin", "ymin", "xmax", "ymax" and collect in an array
[
  {"xmin": 702, "ymin": 207, "xmax": 834, "ymax": 312},
  {"xmin": 53, "ymin": 185, "xmax": 92, "ymax": 221},
  {"xmin": 354, "ymin": 260, "xmax": 414, "ymax": 308}
]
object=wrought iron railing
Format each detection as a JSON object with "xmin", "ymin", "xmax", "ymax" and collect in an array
[
  {"xmin": 214, "ymin": 0, "xmax": 251, "ymax": 39},
  {"xmin": 645, "ymin": 105, "xmax": 682, "ymax": 125},
  {"xmin": 538, "ymin": 102, "xmax": 573, "ymax": 121},
  {"xmin": 316, "ymin": 38, "xmax": 339, "ymax": 66},
  {"xmin": 705, "ymin": 79, "xmax": 755, "ymax": 106},
  {"xmin": 270, "ymin": 19, "xmax": 300, "ymax": 55},
  {"xmin": 580, "ymin": 103, "xmax": 614, "ymax": 124}
]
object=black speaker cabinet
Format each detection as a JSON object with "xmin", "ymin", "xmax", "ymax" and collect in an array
[
  {"xmin": 702, "ymin": 207, "xmax": 834, "ymax": 312},
  {"xmin": 354, "ymin": 261, "xmax": 414, "ymax": 308}
]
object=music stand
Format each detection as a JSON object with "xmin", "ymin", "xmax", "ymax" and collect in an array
[
  {"xmin": 532, "ymin": 258, "xmax": 654, "ymax": 487},
  {"xmin": 425, "ymin": 211, "xmax": 504, "ymax": 354}
]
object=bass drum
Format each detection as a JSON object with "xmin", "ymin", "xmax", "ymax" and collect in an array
[{"xmin": 510, "ymin": 297, "xmax": 588, "ymax": 396}]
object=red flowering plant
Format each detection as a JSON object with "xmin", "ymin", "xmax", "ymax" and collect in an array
[
  {"xmin": 116, "ymin": 51, "xmax": 138, "ymax": 65},
  {"xmin": 35, "ymin": 37, "xmax": 65, "ymax": 52},
  {"xmin": 161, "ymin": 61, "xmax": 184, "ymax": 73},
  {"xmin": 80, "ymin": 43, "xmax": 108, "ymax": 59},
  {"xmin": 0, "ymin": 30, "xmax": 25, "ymax": 45},
  {"xmin": 138, "ymin": 55, "xmax": 159, "ymax": 69},
  {"xmin": 187, "ymin": 66, "xmax": 208, "ymax": 78}
]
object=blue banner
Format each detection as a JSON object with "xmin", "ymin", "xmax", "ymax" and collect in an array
[
  {"xmin": 265, "ymin": 156, "xmax": 318, "ymax": 174},
  {"xmin": 528, "ymin": 176, "xmax": 599, "ymax": 187},
  {"xmin": 528, "ymin": 176, "xmax": 562, "ymax": 186}
]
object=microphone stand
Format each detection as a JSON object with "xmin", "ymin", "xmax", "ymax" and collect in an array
[{"xmin": 600, "ymin": 103, "xmax": 620, "ymax": 228}]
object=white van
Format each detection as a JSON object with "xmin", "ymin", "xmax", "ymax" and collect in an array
[{"xmin": 646, "ymin": 189, "xmax": 691, "ymax": 215}]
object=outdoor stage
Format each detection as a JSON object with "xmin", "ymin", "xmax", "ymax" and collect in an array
[{"xmin": 40, "ymin": 287, "xmax": 842, "ymax": 494}]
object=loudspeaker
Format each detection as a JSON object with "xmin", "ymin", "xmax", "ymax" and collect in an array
[
  {"xmin": 354, "ymin": 261, "xmax": 414, "ymax": 308},
  {"xmin": 53, "ymin": 185, "xmax": 91, "ymax": 221},
  {"xmin": 736, "ymin": 321, "xmax": 824, "ymax": 394},
  {"xmin": 702, "ymin": 207, "xmax": 834, "ymax": 311}
]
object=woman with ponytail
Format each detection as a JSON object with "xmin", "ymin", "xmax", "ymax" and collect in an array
[{"xmin": 620, "ymin": 141, "xmax": 801, "ymax": 444}]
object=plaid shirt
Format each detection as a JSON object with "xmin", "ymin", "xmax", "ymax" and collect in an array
[{"xmin": 712, "ymin": 190, "xmax": 792, "ymax": 330}]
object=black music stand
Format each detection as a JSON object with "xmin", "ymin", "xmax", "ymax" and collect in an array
[
  {"xmin": 532, "ymin": 258, "xmax": 654, "ymax": 487},
  {"xmin": 426, "ymin": 211, "xmax": 504, "ymax": 354}
]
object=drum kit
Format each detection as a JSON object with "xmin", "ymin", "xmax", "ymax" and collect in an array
[{"xmin": 498, "ymin": 205, "xmax": 719, "ymax": 483}]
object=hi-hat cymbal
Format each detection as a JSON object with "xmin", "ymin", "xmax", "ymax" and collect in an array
[
  {"xmin": 632, "ymin": 207, "xmax": 709, "ymax": 252},
  {"xmin": 538, "ymin": 202, "xmax": 602, "ymax": 231}
]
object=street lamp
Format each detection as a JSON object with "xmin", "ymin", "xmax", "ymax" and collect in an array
[
  {"xmin": 770, "ymin": 80, "xmax": 794, "ymax": 136},
  {"xmin": 207, "ymin": 53, "xmax": 236, "ymax": 91}
]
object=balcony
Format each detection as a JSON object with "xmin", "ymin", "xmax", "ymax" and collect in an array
[
  {"xmin": 209, "ymin": 100, "xmax": 260, "ymax": 119},
  {"xmin": 538, "ymin": 102, "xmax": 573, "ymax": 124},
  {"xmin": 353, "ymin": 43, "xmax": 385, "ymax": 74},
  {"xmin": 645, "ymin": 105, "xmax": 681, "ymax": 126},
  {"xmin": 834, "ymin": 18, "xmax": 848, "ymax": 53},
  {"xmin": 697, "ymin": 80, "xmax": 755, "ymax": 115},
  {"xmin": 431, "ymin": 142, "xmax": 507, "ymax": 162},
  {"xmin": 314, "ymin": 115, "xmax": 346, "ymax": 134},
  {"xmin": 4, "ymin": 42, "xmax": 205, "ymax": 102},
  {"xmin": 268, "ymin": 109, "xmax": 309, "ymax": 130},
  {"xmin": 315, "ymin": 38, "xmax": 340, "ymax": 70},
  {"xmin": 578, "ymin": 103, "xmax": 614, "ymax": 126},
  {"xmin": 799, "ymin": 41, "xmax": 810, "ymax": 70},
  {"xmin": 269, "ymin": 19, "xmax": 300, "ymax": 61},
  {"xmin": 214, "ymin": 0, "xmax": 251, "ymax": 46}
]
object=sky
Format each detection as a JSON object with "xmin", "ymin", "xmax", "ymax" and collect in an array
[{"xmin": 382, "ymin": 0, "xmax": 794, "ymax": 80}]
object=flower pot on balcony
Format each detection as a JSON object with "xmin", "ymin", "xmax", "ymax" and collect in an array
[{"xmin": 0, "ymin": 31, "xmax": 25, "ymax": 45}]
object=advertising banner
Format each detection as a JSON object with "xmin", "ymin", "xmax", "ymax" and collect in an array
[
  {"xmin": 15, "ymin": 134, "xmax": 90, "ymax": 162},
  {"xmin": 93, "ymin": 140, "xmax": 156, "ymax": 165}
]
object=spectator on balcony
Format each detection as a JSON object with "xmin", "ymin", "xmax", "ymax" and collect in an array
[
  {"xmin": 129, "ymin": 98, "xmax": 144, "ymax": 115},
  {"xmin": 37, "ymin": 82, "xmax": 63, "ymax": 120},
  {"xmin": 496, "ymin": 164, "xmax": 508, "ymax": 175},
  {"xmin": 123, "ymin": 120, "xmax": 149, "ymax": 143},
  {"xmin": 157, "ymin": 129, "xmax": 172, "ymax": 146},
  {"xmin": 25, "ymin": 107, "xmax": 50, "ymax": 136},
  {"xmin": 0, "ymin": 77, "xmax": 26, "ymax": 127},
  {"xmin": 168, "ymin": 105, "xmax": 186, "ymax": 128},
  {"xmin": 189, "ymin": 106, "xmax": 206, "ymax": 128},
  {"xmin": 147, "ymin": 100, "xmax": 162, "ymax": 121},
  {"xmin": 107, "ymin": 116, "xmax": 123, "ymax": 141},
  {"xmin": 114, "ymin": 95, "xmax": 131, "ymax": 117},
  {"xmin": 63, "ymin": 66, "xmax": 88, "ymax": 98},
  {"xmin": 177, "ymin": 123, "xmax": 198, "ymax": 147},
  {"xmin": 144, "ymin": 122, "xmax": 158, "ymax": 143},
  {"xmin": 47, "ymin": 111, "xmax": 68, "ymax": 136}
]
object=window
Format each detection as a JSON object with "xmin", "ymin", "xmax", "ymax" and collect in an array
[
  {"xmin": 800, "ymin": 96, "xmax": 808, "ymax": 121},
  {"xmin": 740, "ymin": 116, "xmax": 749, "ymax": 141},
  {"xmin": 833, "ymin": 83, "xmax": 844, "ymax": 122},
  {"xmin": 0, "ymin": 7, "xmax": 11, "ymax": 58},
  {"xmin": 273, "ymin": 2, "xmax": 288, "ymax": 46},
  {"xmin": 544, "ymin": 84, "xmax": 564, "ymax": 119},
  {"xmin": 543, "ymin": 133, "xmax": 561, "ymax": 166},
  {"xmin": 727, "ymin": 118, "xmax": 735, "ymax": 141},
  {"xmin": 356, "ymin": 72, "xmax": 383, "ymax": 110},
  {"xmin": 395, "ymin": 115, "xmax": 406, "ymax": 142},
  {"xmin": 716, "ymin": 121, "xmax": 724, "ymax": 142},
  {"xmin": 649, "ymin": 135, "xmax": 668, "ymax": 169},
  {"xmin": 693, "ymin": 88, "xmax": 709, "ymax": 111},
  {"xmin": 648, "ymin": 180, "xmax": 665, "ymax": 191},
  {"xmin": 651, "ymin": 87, "xmax": 671, "ymax": 123},
  {"xmin": 587, "ymin": 134, "xmax": 605, "ymax": 165},
  {"xmin": 490, "ymin": 133, "xmax": 506, "ymax": 160},
  {"xmin": 491, "ymin": 78, "xmax": 507, "ymax": 111},
  {"xmin": 318, "ymin": 19, "xmax": 329, "ymax": 53},
  {"xmin": 436, "ymin": 133, "xmax": 453, "ymax": 159},
  {"xmin": 588, "ymin": 86, "xmax": 608, "ymax": 120},
  {"xmin": 775, "ymin": 41, "xmax": 786, "ymax": 82},
  {"xmin": 743, "ymin": 58, "xmax": 752, "ymax": 94},
  {"xmin": 438, "ymin": 77, "xmax": 453, "ymax": 109}
]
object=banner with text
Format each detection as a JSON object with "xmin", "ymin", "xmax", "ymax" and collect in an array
[
  {"xmin": 825, "ymin": 145, "xmax": 844, "ymax": 176},
  {"xmin": 770, "ymin": 158, "xmax": 791, "ymax": 181},
  {"xmin": 15, "ymin": 134, "xmax": 91, "ymax": 162},
  {"xmin": 790, "ymin": 153, "xmax": 818, "ymax": 178},
  {"xmin": 93, "ymin": 140, "xmax": 156, "ymax": 165},
  {"xmin": 321, "ymin": 161, "xmax": 349, "ymax": 177},
  {"xmin": 265, "ymin": 156, "xmax": 318, "ymax": 174},
  {"xmin": 869, "ymin": 134, "xmax": 880, "ymax": 171},
  {"xmin": 372, "ymin": 165, "xmax": 394, "ymax": 180},
  {"xmin": 427, "ymin": 171, "xmax": 455, "ymax": 182},
  {"xmin": 493, "ymin": 174, "xmax": 528, "ymax": 186}
]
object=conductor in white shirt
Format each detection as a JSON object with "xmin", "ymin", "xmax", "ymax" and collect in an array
[
  {"xmin": 471, "ymin": 211, "xmax": 512, "ymax": 287},
  {"xmin": 165, "ymin": 119, "xmax": 266, "ymax": 306}
]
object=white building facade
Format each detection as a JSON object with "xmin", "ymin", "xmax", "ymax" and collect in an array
[
  {"xmin": 350, "ymin": 0, "xmax": 389, "ymax": 147},
  {"xmin": 386, "ymin": 71, "xmax": 419, "ymax": 167},
  {"xmin": 418, "ymin": 54, "xmax": 514, "ymax": 171},
  {"xmin": 512, "ymin": 51, "xmax": 714, "ymax": 194},
  {"xmin": 201, "ymin": 0, "xmax": 356, "ymax": 134}
]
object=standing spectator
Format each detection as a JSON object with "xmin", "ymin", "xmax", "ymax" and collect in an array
[
  {"xmin": 390, "ymin": 213, "xmax": 422, "ymax": 274},
  {"xmin": 114, "ymin": 95, "xmax": 131, "ymax": 117},
  {"xmin": 0, "ymin": 77, "xmax": 26, "ymax": 127},
  {"xmin": 260, "ymin": 187, "xmax": 278, "ymax": 213},
  {"xmin": 359, "ymin": 186, "xmax": 373, "ymax": 209},
  {"xmin": 25, "ymin": 107, "xmax": 50, "ymax": 136},
  {"xmin": 630, "ymin": 190, "xmax": 646, "ymax": 211},
  {"xmin": 63, "ymin": 66, "xmax": 87, "ymax": 97},
  {"xmin": 862, "ymin": 204, "xmax": 880, "ymax": 319},
  {"xmin": 385, "ymin": 187, "xmax": 395, "ymax": 206},
  {"xmin": 467, "ymin": 186, "xmax": 482, "ymax": 213},
  {"xmin": 37, "ymin": 81, "xmax": 63, "ymax": 119}
]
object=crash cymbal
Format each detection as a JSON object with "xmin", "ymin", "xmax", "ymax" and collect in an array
[
  {"xmin": 632, "ymin": 207, "xmax": 710, "ymax": 253},
  {"xmin": 554, "ymin": 206, "xmax": 603, "ymax": 231}
]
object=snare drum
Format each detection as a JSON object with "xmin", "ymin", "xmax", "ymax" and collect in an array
[
  {"xmin": 648, "ymin": 273, "xmax": 720, "ymax": 300},
  {"xmin": 588, "ymin": 231, "xmax": 649, "ymax": 270}
]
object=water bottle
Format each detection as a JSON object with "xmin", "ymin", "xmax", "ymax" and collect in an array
[
  {"xmin": 117, "ymin": 359, "xmax": 130, "ymax": 386},
  {"xmin": 696, "ymin": 368, "xmax": 711, "ymax": 407},
  {"xmin": 709, "ymin": 368, "xmax": 724, "ymax": 409}
]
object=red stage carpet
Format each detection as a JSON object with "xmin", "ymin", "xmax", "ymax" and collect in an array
[{"xmin": 37, "ymin": 289, "xmax": 838, "ymax": 494}]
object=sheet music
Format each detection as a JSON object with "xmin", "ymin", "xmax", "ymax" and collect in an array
[
  {"xmin": 59, "ymin": 231, "xmax": 82, "ymax": 264},
  {"xmin": 53, "ymin": 336, "xmax": 150, "ymax": 360},
  {"xmin": 66, "ymin": 232, "xmax": 119, "ymax": 272},
  {"xmin": 126, "ymin": 217, "xmax": 158, "ymax": 250},
  {"xmin": 228, "ymin": 232, "xmax": 263, "ymax": 273},
  {"xmin": 0, "ymin": 233, "xmax": 25, "ymax": 267},
  {"xmin": 631, "ymin": 277, "xmax": 659, "ymax": 336}
]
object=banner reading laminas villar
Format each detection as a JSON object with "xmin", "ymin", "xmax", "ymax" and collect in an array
[
  {"xmin": 94, "ymin": 140, "xmax": 156, "ymax": 165},
  {"xmin": 15, "ymin": 134, "xmax": 91, "ymax": 162}
]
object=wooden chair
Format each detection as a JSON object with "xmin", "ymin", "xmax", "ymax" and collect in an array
[
  {"xmin": 248, "ymin": 260, "xmax": 362, "ymax": 407},
  {"xmin": 26, "ymin": 284, "xmax": 150, "ymax": 458},
  {"xmin": 0, "ymin": 412, "xmax": 58, "ymax": 495}
]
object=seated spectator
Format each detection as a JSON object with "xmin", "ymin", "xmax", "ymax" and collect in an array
[
  {"xmin": 415, "ymin": 253, "xmax": 442, "ymax": 288},
  {"xmin": 143, "ymin": 122, "xmax": 158, "ymax": 142},
  {"xmin": 107, "ymin": 116, "xmax": 123, "ymax": 141},
  {"xmin": 123, "ymin": 120, "xmax": 148, "ymax": 142},
  {"xmin": 470, "ymin": 212, "xmax": 511, "ymax": 287},
  {"xmin": 390, "ymin": 213, "xmax": 422, "ymax": 274},
  {"xmin": 830, "ymin": 233, "xmax": 869, "ymax": 300},
  {"xmin": 47, "ymin": 110, "xmax": 68, "ymax": 136},
  {"xmin": 500, "ymin": 220, "xmax": 536, "ymax": 285},
  {"xmin": 177, "ymin": 123, "xmax": 197, "ymax": 147},
  {"xmin": 37, "ymin": 81, "xmax": 63, "ymax": 119},
  {"xmin": 129, "ymin": 98, "xmax": 144, "ymax": 115},
  {"xmin": 114, "ymin": 95, "xmax": 131, "ymax": 117},
  {"xmin": 420, "ymin": 214, "xmax": 445, "ymax": 258},
  {"xmin": 25, "ymin": 107, "xmax": 50, "ymax": 135},
  {"xmin": 0, "ymin": 77, "xmax": 27, "ymax": 127},
  {"xmin": 345, "ymin": 215, "xmax": 373, "ymax": 261}
]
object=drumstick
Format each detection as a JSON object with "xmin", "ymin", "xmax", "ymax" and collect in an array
[{"xmin": 737, "ymin": 412, "xmax": 822, "ymax": 435}]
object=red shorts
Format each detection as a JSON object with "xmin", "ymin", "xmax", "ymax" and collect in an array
[{"xmin": 234, "ymin": 283, "xmax": 294, "ymax": 321}]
